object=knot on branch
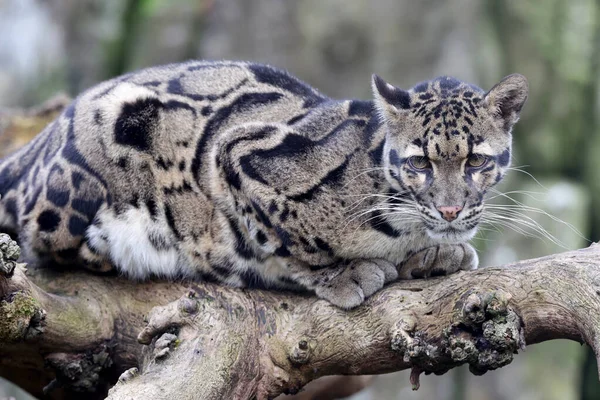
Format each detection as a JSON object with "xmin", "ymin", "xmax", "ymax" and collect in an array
[
  {"xmin": 0, "ymin": 233, "xmax": 20, "ymax": 277},
  {"xmin": 153, "ymin": 333, "xmax": 179, "ymax": 360},
  {"xmin": 44, "ymin": 346, "xmax": 113, "ymax": 394},
  {"xmin": 391, "ymin": 315, "xmax": 443, "ymax": 371},
  {"xmin": 138, "ymin": 291, "xmax": 199, "ymax": 345},
  {"xmin": 390, "ymin": 289, "xmax": 525, "ymax": 389},
  {"xmin": 289, "ymin": 338, "xmax": 312, "ymax": 365},
  {"xmin": 446, "ymin": 289, "xmax": 525, "ymax": 375}
]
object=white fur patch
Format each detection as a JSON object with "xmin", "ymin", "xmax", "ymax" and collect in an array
[
  {"xmin": 98, "ymin": 83, "xmax": 158, "ymax": 122},
  {"xmin": 404, "ymin": 144, "xmax": 425, "ymax": 157},
  {"xmin": 472, "ymin": 142, "xmax": 494, "ymax": 155},
  {"xmin": 87, "ymin": 206, "xmax": 193, "ymax": 279}
]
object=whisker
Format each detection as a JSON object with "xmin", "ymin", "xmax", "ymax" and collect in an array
[{"xmin": 505, "ymin": 167, "xmax": 548, "ymax": 190}]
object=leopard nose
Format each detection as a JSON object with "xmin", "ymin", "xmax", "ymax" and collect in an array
[{"xmin": 436, "ymin": 205, "xmax": 463, "ymax": 222}]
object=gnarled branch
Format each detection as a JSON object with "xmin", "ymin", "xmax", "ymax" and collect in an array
[{"xmin": 1, "ymin": 233, "xmax": 599, "ymax": 399}]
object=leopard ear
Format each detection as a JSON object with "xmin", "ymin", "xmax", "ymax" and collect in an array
[
  {"xmin": 483, "ymin": 74, "xmax": 528, "ymax": 131},
  {"xmin": 371, "ymin": 74, "xmax": 411, "ymax": 119}
]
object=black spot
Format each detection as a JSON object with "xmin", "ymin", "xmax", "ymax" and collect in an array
[
  {"xmin": 55, "ymin": 248, "xmax": 80, "ymax": 262},
  {"xmin": 497, "ymin": 148, "xmax": 510, "ymax": 167},
  {"xmin": 143, "ymin": 80, "xmax": 161, "ymax": 87},
  {"xmin": 419, "ymin": 93, "xmax": 433, "ymax": 100},
  {"xmin": 64, "ymin": 103, "xmax": 75, "ymax": 118},
  {"xmin": 256, "ymin": 230, "xmax": 268, "ymax": 245},
  {"xmin": 348, "ymin": 100, "xmax": 374, "ymax": 116},
  {"xmin": 275, "ymin": 246, "xmax": 291, "ymax": 257},
  {"xmin": 268, "ymin": 201, "xmax": 278, "ymax": 214},
  {"xmin": 68, "ymin": 215, "xmax": 88, "ymax": 236},
  {"xmin": 279, "ymin": 207, "xmax": 289, "ymax": 222},
  {"xmin": 148, "ymin": 232, "xmax": 171, "ymax": 251},
  {"xmin": 393, "ymin": 90, "xmax": 411, "ymax": 110},
  {"xmin": 414, "ymin": 82, "xmax": 429, "ymax": 93},
  {"xmin": 224, "ymin": 162, "xmax": 242, "ymax": 190},
  {"xmin": 252, "ymin": 201, "xmax": 273, "ymax": 229},
  {"xmin": 314, "ymin": 237, "xmax": 333, "ymax": 254},
  {"xmin": 71, "ymin": 172, "xmax": 84, "ymax": 190},
  {"xmin": 248, "ymin": 64, "xmax": 326, "ymax": 108},
  {"xmin": 438, "ymin": 76, "xmax": 461, "ymax": 90},
  {"xmin": 211, "ymin": 262, "xmax": 232, "ymax": 277},
  {"xmin": 363, "ymin": 116, "xmax": 381, "ymax": 145},
  {"xmin": 94, "ymin": 110, "xmax": 103, "ymax": 125},
  {"xmin": 226, "ymin": 216, "xmax": 255, "ymax": 259},
  {"xmin": 178, "ymin": 160, "xmax": 186, "ymax": 171},
  {"xmin": 275, "ymin": 226, "xmax": 293, "ymax": 248},
  {"xmin": 164, "ymin": 204, "xmax": 182, "ymax": 240},
  {"xmin": 239, "ymin": 268, "xmax": 270, "ymax": 289},
  {"xmin": 4, "ymin": 199, "xmax": 18, "ymax": 222},
  {"xmin": 167, "ymin": 77, "xmax": 186, "ymax": 96},
  {"xmin": 389, "ymin": 149, "xmax": 401, "ymax": 167},
  {"xmin": 412, "ymin": 138, "xmax": 423, "ymax": 147},
  {"xmin": 369, "ymin": 210, "xmax": 402, "ymax": 238},
  {"xmin": 309, "ymin": 263, "xmax": 330, "ymax": 271},
  {"xmin": 47, "ymin": 188, "xmax": 70, "ymax": 208},
  {"xmin": 289, "ymin": 155, "xmax": 351, "ymax": 203},
  {"xmin": 369, "ymin": 139, "xmax": 385, "ymax": 165},
  {"xmin": 287, "ymin": 112, "xmax": 308, "ymax": 125},
  {"xmin": 156, "ymin": 156, "xmax": 174, "ymax": 170},
  {"xmin": 38, "ymin": 210, "xmax": 61, "ymax": 232},
  {"xmin": 71, "ymin": 198, "xmax": 103, "ymax": 221},
  {"xmin": 114, "ymin": 98, "xmax": 162, "ymax": 151},
  {"xmin": 117, "ymin": 157, "xmax": 129, "ymax": 169},
  {"xmin": 163, "ymin": 100, "xmax": 196, "ymax": 115},
  {"xmin": 201, "ymin": 106, "xmax": 212, "ymax": 116},
  {"xmin": 24, "ymin": 187, "xmax": 42, "ymax": 214},
  {"xmin": 146, "ymin": 197, "xmax": 158, "ymax": 218}
]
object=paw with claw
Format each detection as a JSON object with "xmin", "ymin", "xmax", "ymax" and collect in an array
[
  {"xmin": 398, "ymin": 243, "xmax": 478, "ymax": 280},
  {"xmin": 315, "ymin": 259, "xmax": 398, "ymax": 309}
]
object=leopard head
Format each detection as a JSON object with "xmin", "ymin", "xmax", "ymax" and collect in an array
[{"xmin": 372, "ymin": 73, "xmax": 528, "ymax": 242}]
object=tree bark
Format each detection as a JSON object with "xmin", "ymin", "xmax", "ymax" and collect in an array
[{"xmin": 1, "ymin": 233, "xmax": 600, "ymax": 399}]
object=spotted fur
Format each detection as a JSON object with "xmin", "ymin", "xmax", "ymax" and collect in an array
[{"xmin": 0, "ymin": 61, "xmax": 528, "ymax": 308}]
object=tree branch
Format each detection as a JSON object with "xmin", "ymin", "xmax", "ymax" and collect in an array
[{"xmin": 1, "ymin": 232, "xmax": 599, "ymax": 399}]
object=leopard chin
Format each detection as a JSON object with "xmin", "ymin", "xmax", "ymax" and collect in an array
[{"xmin": 426, "ymin": 226, "xmax": 478, "ymax": 243}]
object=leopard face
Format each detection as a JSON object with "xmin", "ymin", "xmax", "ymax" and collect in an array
[{"xmin": 372, "ymin": 74, "xmax": 528, "ymax": 242}]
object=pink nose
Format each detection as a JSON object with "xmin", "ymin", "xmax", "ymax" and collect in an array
[{"xmin": 436, "ymin": 205, "xmax": 463, "ymax": 222}]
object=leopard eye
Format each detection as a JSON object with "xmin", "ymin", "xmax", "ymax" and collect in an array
[
  {"xmin": 467, "ymin": 154, "xmax": 488, "ymax": 168},
  {"xmin": 408, "ymin": 156, "xmax": 431, "ymax": 170}
]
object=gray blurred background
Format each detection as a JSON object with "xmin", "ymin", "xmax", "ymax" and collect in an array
[{"xmin": 0, "ymin": 0, "xmax": 599, "ymax": 399}]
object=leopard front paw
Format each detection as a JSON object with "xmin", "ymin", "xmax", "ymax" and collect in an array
[
  {"xmin": 398, "ymin": 243, "xmax": 478, "ymax": 280},
  {"xmin": 315, "ymin": 259, "xmax": 398, "ymax": 309}
]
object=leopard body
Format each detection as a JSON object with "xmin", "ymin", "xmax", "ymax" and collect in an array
[{"xmin": 0, "ymin": 61, "xmax": 527, "ymax": 308}]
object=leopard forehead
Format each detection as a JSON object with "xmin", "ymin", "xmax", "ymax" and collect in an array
[{"xmin": 399, "ymin": 77, "xmax": 507, "ymax": 160}]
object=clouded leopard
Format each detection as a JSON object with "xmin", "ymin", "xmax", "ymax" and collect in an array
[{"xmin": 0, "ymin": 61, "xmax": 527, "ymax": 309}]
